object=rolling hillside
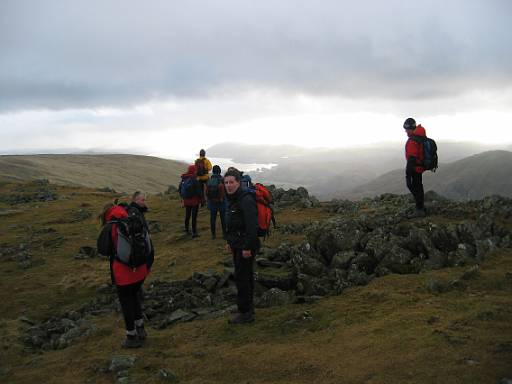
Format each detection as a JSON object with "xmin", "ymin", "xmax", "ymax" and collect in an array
[
  {"xmin": 339, "ymin": 150, "xmax": 512, "ymax": 200},
  {"xmin": 0, "ymin": 154, "xmax": 186, "ymax": 194}
]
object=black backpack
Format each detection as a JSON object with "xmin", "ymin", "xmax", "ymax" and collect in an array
[
  {"xmin": 97, "ymin": 210, "xmax": 151, "ymax": 268},
  {"xmin": 206, "ymin": 175, "xmax": 222, "ymax": 200},
  {"xmin": 195, "ymin": 158, "xmax": 208, "ymax": 176},
  {"xmin": 411, "ymin": 135, "xmax": 439, "ymax": 172}
]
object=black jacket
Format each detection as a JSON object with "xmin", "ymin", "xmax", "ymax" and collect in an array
[{"xmin": 226, "ymin": 187, "xmax": 260, "ymax": 251}]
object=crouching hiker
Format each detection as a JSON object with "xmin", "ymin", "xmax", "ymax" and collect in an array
[
  {"xmin": 98, "ymin": 191, "xmax": 154, "ymax": 348},
  {"xmin": 224, "ymin": 168, "xmax": 260, "ymax": 324}
]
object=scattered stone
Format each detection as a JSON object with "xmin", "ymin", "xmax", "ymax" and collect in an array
[
  {"xmin": 426, "ymin": 279, "xmax": 448, "ymax": 294},
  {"xmin": 74, "ymin": 246, "xmax": 98, "ymax": 259},
  {"xmin": 461, "ymin": 265, "xmax": 480, "ymax": 280},
  {"xmin": 98, "ymin": 187, "xmax": 116, "ymax": 193},
  {"xmin": 109, "ymin": 355, "xmax": 137, "ymax": 372},
  {"xmin": 159, "ymin": 368, "xmax": 179, "ymax": 383},
  {"xmin": 258, "ymin": 288, "xmax": 293, "ymax": 308},
  {"xmin": 500, "ymin": 379, "xmax": 512, "ymax": 384}
]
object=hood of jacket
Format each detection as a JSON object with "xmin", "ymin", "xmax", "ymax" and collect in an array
[
  {"xmin": 408, "ymin": 124, "xmax": 426, "ymax": 138},
  {"xmin": 181, "ymin": 164, "xmax": 197, "ymax": 178},
  {"xmin": 105, "ymin": 205, "xmax": 128, "ymax": 222}
]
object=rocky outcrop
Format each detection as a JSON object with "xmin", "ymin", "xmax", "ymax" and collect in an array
[
  {"xmin": 22, "ymin": 193, "xmax": 512, "ymax": 350},
  {"xmin": 267, "ymin": 185, "xmax": 320, "ymax": 209}
]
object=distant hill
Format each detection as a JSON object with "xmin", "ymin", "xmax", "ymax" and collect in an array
[
  {"xmin": 339, "ymin": 150, "xmax": 512, "ymax": 200},
  {"xmin": 0, "ymin": 154, "xmax": 186, "ymax": 194},
  {"xmin": 209, "ymin": 141, "xmax": 511, "ymax": 200}
]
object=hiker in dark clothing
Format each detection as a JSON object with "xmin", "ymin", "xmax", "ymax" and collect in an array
[
  {"xmin": 404, "ymin": 117, "xmax": 427, "ymax": 217},
  {"xmin": 100, "ymin": 191, "xmax": 154, "ymax": 348},
  {"xmin": 205, "ymin": 165, "xmax": 227, "ymax": 239},
  {"xmin": 224, "ymin": 167, "xmax": 260, "ymax": 324},
  {"xmin": 179, "ymin": 164, "xmax": 202, "ymax": 238}
]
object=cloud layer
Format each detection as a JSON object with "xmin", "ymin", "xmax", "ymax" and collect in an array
[{"xmin": 1, "ymin": 0, "xmax": 511, "ymax": 111}]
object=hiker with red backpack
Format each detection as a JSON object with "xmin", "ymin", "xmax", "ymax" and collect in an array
[
  {"xmin": 179, "ymin": 164, "xmax": 202, "ymax": 238},
  {"xmin": 98, "ymin": 191, "xmax": 154, "ymax": 348},
  {"xmin": 224, "ymin": 167, "xmax": 260, "ymax": 324},
  {"xmin": 195, "ymin": 149, "xmax": 212, "ymax": 205},
  {"xmin": 404, "ymin": 117, "xmax": 438, "ymax": 218},
  {"xmin": 205, "ymin": 165, "xmax": 227, "ymax": 239}
]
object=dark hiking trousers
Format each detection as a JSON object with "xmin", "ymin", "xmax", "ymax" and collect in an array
[
  {"xmin": 209, "ymin": 202, "xmax": 226, "ymax": 236},
  {"xmin": 185, "ymin": 205, "xmax": 199, "ymax": 234},
  {"xmin": 116, "ymin": 280, "xmax": 144, "ymax": 331},
  {"xmin": 232, "ymin": 248, "xmax": 255, "ymax": 314},
  {"xmin": 406, "ymin": 170, "xmax": 424, "ymax": 210}
]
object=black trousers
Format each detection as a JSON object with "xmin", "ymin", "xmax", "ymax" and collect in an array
[
  {"xmin": 209, "ymin": 204, "xmax": 226, "ymax": 236},
  {"xmin": 232, "ymin": 248, "xmax": 255, "ymax": 313},
  {"xmin": 116, "ymin": 280, "xmax": 144, "ymax": 331},
  {"xmin": 406, "ymin": 171, "xmax": 424, "ymax": 209},
  {"xmin": 185, "ymin": 205, "xmax": 199, "ymax": 233}
]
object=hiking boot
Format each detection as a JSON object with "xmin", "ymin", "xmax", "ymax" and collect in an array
[
  {"xmin": 230, "ymin": 307, "xmax": 255, "ymax": 315},
  {"xmin": 136, "ymin": 325, "xmax": 147, "ymax": 340},
  {"xmin": 121, "ymin": 334, "xmax": 142, "ymax": 348},
  {"xmin": 228, "ymin": 311, "xmax": 254, "ymax": 324}
]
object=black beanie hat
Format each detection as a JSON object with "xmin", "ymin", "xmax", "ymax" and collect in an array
[
  {"xmin": 403, "ymin": 118, "xmax": 416, "ymax": 130},
  {"xmin": 212, "ymin": 165, "xmax": 221, "ymax": 174}
]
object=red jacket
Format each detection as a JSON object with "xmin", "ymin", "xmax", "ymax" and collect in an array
[
  {"xmin": 181, "ymin": 165, "xmax": 202, "ymax": 207},
  {"xmin": 105, "ymin": 205, "xmax": 148, "ymax": 286},
  {"xmin": 405, "ymin": 124, "xmax": 426, "ymax": 173}
]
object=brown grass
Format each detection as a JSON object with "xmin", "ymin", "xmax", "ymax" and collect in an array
[{"xmin": 0, "ymin": 181, "xmax": 511, "ymax": 383}]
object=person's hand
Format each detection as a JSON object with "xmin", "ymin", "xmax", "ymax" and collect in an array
[{"xmin": 242, "ymin": 250, "xmax": 252, "ymax": 258}]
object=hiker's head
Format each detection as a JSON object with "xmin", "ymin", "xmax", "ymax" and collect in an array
[
  {"xmin": 199, "ymin": 149, "xmax": 206, "ymax": 157},
  {"xmin": 132, "ymin": 191, "xmax": 147, "ymax": 208},
  {"xmin": 224, "ymin": 167, "xmax": 241, "ymax": 195},
  {"xmin": 187, "ymin": 164, "xmax": 197, "ymax": 175},
  {"xmin": 212, "ymin": 165, "xmax": 221, "ymax": 175},
  {"xmin": 403, "ymin": 118, "xmax": 416, "ymax": 133}
]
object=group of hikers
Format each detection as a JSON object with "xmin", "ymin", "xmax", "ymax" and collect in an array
[{"xmin": 98, "ymin": 117, "xmax": 437, "ymax": 348}]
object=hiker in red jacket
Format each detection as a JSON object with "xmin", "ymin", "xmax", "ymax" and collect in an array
[
  {"xmin": 179, "ymin": 164, "xmax": 202, "ymax": 238},
  {"xmin": 100, "ymin": 191, "xmax": 153, "ymax": 348},
  {"xmin": 404, "ymin": 117, "xmax": 426, "ymax": 217}
]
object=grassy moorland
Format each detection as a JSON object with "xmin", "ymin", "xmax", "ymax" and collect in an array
[
  {"xmin": 0, "ymin": 154, "xmax": 186, "ymax": 194},
  {"xmin": 0, "ymin": 179, "xmax": 511, "ymax": 384}
]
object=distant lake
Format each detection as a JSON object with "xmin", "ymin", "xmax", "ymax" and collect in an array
[{"xmin": 208, "ymin": 157, "xmax": 278, "ymax": 173}]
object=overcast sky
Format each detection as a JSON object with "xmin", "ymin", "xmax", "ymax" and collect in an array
[{"xmin": 1, "ymin": 0, "xmax": 511, "ymax": 160}]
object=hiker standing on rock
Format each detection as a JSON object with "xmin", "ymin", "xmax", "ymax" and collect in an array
[
  {"xmin": 224, "ymin": 167, "xmax": 260, "ymax": 324},
  {"xmin": 99, "ymin": 191, "xmax": 154, "ymax": 348},
  {"xmin": 179, "ymin": 164, "xmax": 202, "ymax": 238},
  {"xmin": 195, "ymin": 149, "xmax": 212, "ymax": 206},
  {"xmin": 404, "ymin": 117, "xmax": 427, "ymax": 217},
  {"xmin": 205, "ymin": 165, "xmax": 227, "ymax": 239}
]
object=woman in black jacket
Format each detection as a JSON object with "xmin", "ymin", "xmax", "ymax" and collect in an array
[{"xmin": 224, "ymin": 168, "xmax": 260, "ymax": 324}]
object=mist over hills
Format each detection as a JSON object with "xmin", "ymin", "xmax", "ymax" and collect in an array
[
  {"xmin": 340, "ymin": 150, "xmax": 512, "ymax": 200},
  {"xmin": 0, "ymin": 154, "xmax": 185, "ymax": 194},
  {"xmin": 208, "ymin": 142, "xmax": 512, "ymax": 200}
]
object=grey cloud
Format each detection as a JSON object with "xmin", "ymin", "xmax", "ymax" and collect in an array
[{"xmin": 1, "ymin": 0, "xmax": 511, "ymax": 111}]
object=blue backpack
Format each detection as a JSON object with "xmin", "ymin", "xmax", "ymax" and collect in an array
[
  {"xmin": 412, "ymin": 136, "xmax": 438, "ymax": 172},
  {"xmin": 179, "ymin": 177, "xmax": 197, "ymax": 199}
]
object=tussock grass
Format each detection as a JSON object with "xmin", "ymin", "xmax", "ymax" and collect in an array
[{"xmin": 0, "ymin": 181, "xmax": 511, "ymax": 383}]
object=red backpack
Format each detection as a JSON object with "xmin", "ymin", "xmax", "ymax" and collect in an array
[{"xmin": 253, "ymin": 183, "xmax": 274, "ymax": 238}]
